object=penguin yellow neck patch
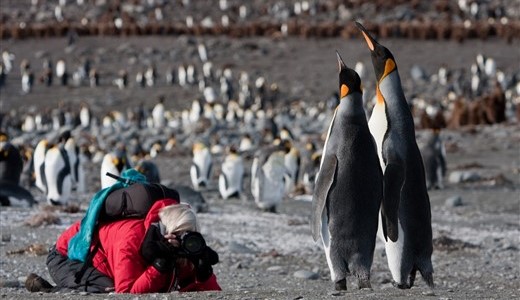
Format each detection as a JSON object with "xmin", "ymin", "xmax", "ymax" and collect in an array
[
  {"xmin": 340, "ymin": 84, "xmax": 349, "ymax": 99},
  {"xmin": 376, "ymin": 86, "xmax": 385, "ymax": 105},
  {"xmin": 383, "ymin": 59, "xmax": 396, "ymax": 79},
  {"xmin": 362, "ymin": 32, "xmax": 374, "ymax": 51}
]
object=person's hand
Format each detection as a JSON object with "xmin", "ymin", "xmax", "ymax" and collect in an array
[
  {"xmin": 152, "ymin": 257, "xmax": 175, "ymax": 273},
  {"xmin": 164, "ymin": 232, "xmax": 181, "ymax": 248}
]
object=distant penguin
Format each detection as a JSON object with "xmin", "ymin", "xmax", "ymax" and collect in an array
[
  {"xmin": 56, "ymin": 59, "xmax": 68, "ymax": 86},
  {"xmin": 302, "ymin": 152, "xmax": 321, "ymax": 194},
  {"xmin": 356, "ymin": 22, "xmax": 434, "ymax": 290},
  {"xmin": 0, "ymin": 133, "xmax": 35, "ymax": 206},
  {"xmin": 282, "ymin": 140, "xmax": 300, "ymax": 194},
  {"xmin": 33, "ymin": 139, "xmax": 49, "ymax": 193},
  {"xmin": 218, "ymin": 146, "xmax": 244, "ymax": 199},
  {"xmin": 100, "ymin": 148, "xmax": 132, "ymax": 189},
  {"xmin": 79, "ymin": 102, "xmax": 91, "ymax": 128},
  {"xmin": 64, "ymin": 136, "xmax": 85, "ymax": 194},
  {"xmin": 420, "ymin": 129, "xmax": 447, "ymax": 190},
  {"xmin": 190, "ymin": 142, "xmax": 212, "ymax": 190},
  {"xmin": 21, "ymin": 69, "xmax": 34, "ymax": 94},
  {"xmin": 135, "ymin": 160, "xmax": 161, "ymax": 183},
  {"xmin": 311, "ymin": 52, "xmax": 382, "ymax": 291},
  {"xmin": 251, "ymin": 145, "xmax": 287, "ymax": 212},
  {"xmin": 43, "ymin": 145, "xmax": 72, "ymax": 205},
  {"xmin": 152, "ymin": 97, "xmax": 166, "ymax": 128}
]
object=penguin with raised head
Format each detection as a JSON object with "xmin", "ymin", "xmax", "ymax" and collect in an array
[
  {"xmin": 420, "ymin": 129, "xmax": 447, "ymax": 190},
  {"xmin": 311, "ymin": 52, "xmax": 383, "ymax": 291},
  {"xmin": 0, "ymin": 132, "xmax": 35, "ymax": 206},
  {"xmin": 218, "ymin": 145, "xmax": 244, "ymax": 199},
  {"xmin": 190, "ymin": 142, "xmax": 212, "ymax": 190},
  {"xmin": 356, "ymin": 22, "xmax": 434, "ymax": 290}
]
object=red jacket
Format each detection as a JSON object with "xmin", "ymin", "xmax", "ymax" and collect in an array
[{"xmin": 55, "ymin": 199, "xmax": 221, "ymax": 293}]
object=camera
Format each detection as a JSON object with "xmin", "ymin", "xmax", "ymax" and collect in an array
[{"xmin": 175, "ymin": 232, "xmax": 207, "ymax": 257}]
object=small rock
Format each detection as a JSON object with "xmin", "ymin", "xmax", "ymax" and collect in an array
[
  {"xmin": 0, "ymin": 280, "xmax": 20, "ymax": 288},
  {"xmin": 228, "ymin": 242, "xmax": 257, "ymax": 254},
  {"xmin": 1, "ymin": 233, "xmax": 11, "ymax": 242},
  {"xmin": 293, "ymin": 270, "xmax": 319, "ymax": 280},
  {"xmin": 267, "ymin": 266, "xmax": 284, "ymax": 272},
  {"xmin": 232, "ymin": 262, "xmax": 243, "ymax": 269},
  {"xmin": 421, "ymin": 290, "xmax": 435, "ymax": 296},
  {"xmin": 445, "ymin": 196, "xmax": 463, "ymax": 207},
  {"xmin": 448, "ymin": 171, "xmax": 480, "ymax": 183}
]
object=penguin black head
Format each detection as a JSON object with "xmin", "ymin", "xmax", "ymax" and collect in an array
[
  {"xmin": 336, "ymin": 51, "xmax": 362, "ymax": 99},
  {"xmin": 355, "ymin": 22, "xmax": 397, "ymax": 83}
]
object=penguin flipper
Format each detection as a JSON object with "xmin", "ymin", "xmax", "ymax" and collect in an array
[
  {"xmin": 311, "ymin": 154, "xmax": 337, "ymax": 242},
  {"xmin": 382, "ymin": 163, "xmax": 404, "ymax": 242}
]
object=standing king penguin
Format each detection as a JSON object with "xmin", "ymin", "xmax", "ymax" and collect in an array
[
  {"xmin": 356, "ymin": 22, "xmax": 434, "ymax": 289},
  {"xmin": 311, "ymin": 52, "xmax": 383, "ymax": 291}
]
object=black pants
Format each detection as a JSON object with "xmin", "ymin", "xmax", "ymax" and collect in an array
[{"xmin": 46, "ymin": 246, "xmax": 114, "ymax": 293}]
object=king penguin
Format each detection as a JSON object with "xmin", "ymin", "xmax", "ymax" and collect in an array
[
  {"xmin": 251, "ymin": 144, "xmax": 287, "ymax": 213},
  {"xmin": 420, "ymin": 129, "xmax": 447, "ymax": 190},
  {"xmin": 43, "ymin": 144, "xmax": 72, "ymax": 205},
  {"xmin": 218, "ymin": 145, "xmax": 244, "ymax": 199},
  {"xmin": 100, "ymin": 147, "xmax": 132, "ymax": 189},
  {"xmin": 190, "ymin": 142, "xmax": 213, "ymax": 190},
  {"xmin": 311, "ymin": 52, "xmax": 383, "ymax": 291},
  {"xmin": 0, "ymin": 132, "xmax": 35, "ymax": 206},
  {"xmin": 33, "ymin": 138, "xmax": 49, "ymax": 194},
  {"xmin": 356, "ymin": 22, "xmax": 434, "ymax": 289}
]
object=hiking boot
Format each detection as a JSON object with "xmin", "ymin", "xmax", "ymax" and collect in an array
[{"xmin": 25, "ymin": 273, "xmax": 54, "ymax": 293}]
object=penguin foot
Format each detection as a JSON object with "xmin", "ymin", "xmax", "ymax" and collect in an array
[
  {"xmin": 334, "ymin": 278, "xmax": 347, "ymax": 291},
  {"xmin": 358, "ymin": 279, "xmax": 372, "ymax": 290},
  {"xmin": 393, "ymin": 281, "xmax": 411, "ymax": 289},
  {"xmin": 421, "ymin": 272, "xmax": 435, "ymax": 290},
  {"xmin": 262, "ymin": 206, "xmax": 277, "ymax": 213}
]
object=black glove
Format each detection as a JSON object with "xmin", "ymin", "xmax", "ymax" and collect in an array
[
  {"xmin": 152, "ymin": 257, "xmax": 175, "ymax": 273},
  {"xmin": 195, "ymin": 263, "xmax": 213, "ymax": 282},
  {"xmin": 141, "ymin": 224, "xmax": 176, "ymax": 264},
  {"xmin": 193, "ymin": 247, "xmax": 218, "ymax": 282},
  {"xmin": 201, "ymin": 246, "xmax": 219, "ymax": 266}
]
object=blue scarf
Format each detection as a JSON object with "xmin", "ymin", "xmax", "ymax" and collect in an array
[{"xmin": 67, "ymin": 169, "xmax": 147, "ymax": 262}]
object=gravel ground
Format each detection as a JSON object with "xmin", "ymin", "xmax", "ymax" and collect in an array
[{"xmin": 1, "ymin": 123, "xmax": 519, "ymax": 300}]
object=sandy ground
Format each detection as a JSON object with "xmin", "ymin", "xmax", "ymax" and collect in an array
[{"xmin": 0, "ymin": 35, "xmax": 519, "ymax": 299}]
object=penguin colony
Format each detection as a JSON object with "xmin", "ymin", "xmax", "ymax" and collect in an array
[{"xmin": 0, "ymin": 1, "xmax": 518, "ymax": 42}]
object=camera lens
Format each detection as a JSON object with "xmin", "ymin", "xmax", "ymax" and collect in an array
[{"xmin": 181, "ymin": 232, "xmax": 206, "ymax": 255}]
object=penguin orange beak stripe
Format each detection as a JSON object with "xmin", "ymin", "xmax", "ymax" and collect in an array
[
  {"xmin": 340, "ymin": 84, "xmax": 349, "ymax": 98},
  {"xmin": 361, "ymin": 31, "xmax": 374, "ymax": 51}
]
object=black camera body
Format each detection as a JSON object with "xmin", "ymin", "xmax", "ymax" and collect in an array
[{"xmin": 175, "ymin": 231, "xmax": 207, "ymax": 258}]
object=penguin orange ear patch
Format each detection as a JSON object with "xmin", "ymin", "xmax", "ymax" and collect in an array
[
  {"xmin": 384, "ymin": 59, "xmax": 396, "ymax": 78},
  {"xmin": 340, "ymin": 84, "xmax": 349, "ymax": 98},
  {"xmin": 361, "ymin": 32, "xmax": 374, "ymax": 51}
]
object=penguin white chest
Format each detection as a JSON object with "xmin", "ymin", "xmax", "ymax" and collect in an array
[{"xmin": 368, "ymin": 102, "xmax": 388, "ymax": 171}]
